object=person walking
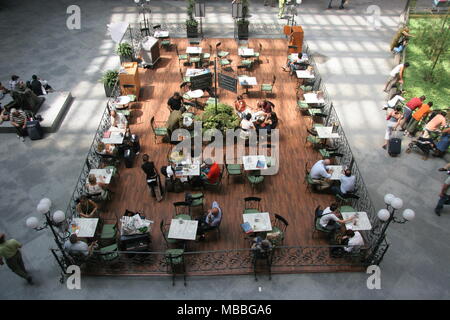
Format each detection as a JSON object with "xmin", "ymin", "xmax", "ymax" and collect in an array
[
  {"xmin": 0, "ymin": 233, "xmax": 33, "ymax": 284},
  {"xmin": 435, "ymin": 174, "xmax": 450, "ymax": 216},
  {"xmin": 328, "ymin": 0, "xmax": 347, "ymax": 9},
  {"xmin": 141, "ymin": 154, "xmax": 163, "ymax": 201}
]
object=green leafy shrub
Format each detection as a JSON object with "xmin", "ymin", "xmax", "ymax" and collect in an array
[
  {"xmin": 195, "ymin": 103, "xmax": 240, "ymax": 132},
  {"xmin": 100, "ymin": 70, "xmax": 118, "ymax": 88},
  {"xmin": 116, "ymin": 42, "xmax": 133, "ymax": 57}
]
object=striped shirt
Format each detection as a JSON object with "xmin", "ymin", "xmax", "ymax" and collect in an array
[{"xmin": 10, "ymin": 110, "xmax": 27, "ymax": 126}]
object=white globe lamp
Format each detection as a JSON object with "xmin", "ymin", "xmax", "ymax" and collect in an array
[
  {"xmin": 377, "ymin": 209, "xmax": 390, "ymax": 221},
  {"xmin": 402, "ymin": 209, "xmax": 415, "ymax": 221},
  {"xmin": 37, "ymin": 202, "xmax": 50, "ymax": 214},
  {"xmin": 39, "ymin": 198, "xmax": 52, "ymax": 208},
  {"xmin": 391, "ymin": 197, "xmax": 404, "ymax": 210},
  {"xmin": 52, "ymin": 210, "xmax": 66, "ymax": 224},
  {"xmin": 26, "ymin": 217, "xmax": 39, "ymax": 229},
  {"xmin": 384, "ymin": 194, "xmax": 395, "ymax": 206}
]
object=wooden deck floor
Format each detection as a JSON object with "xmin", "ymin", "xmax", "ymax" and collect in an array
[{"xmin": 100, "ymin": 38, "xmax": 354, "ymax": 272}]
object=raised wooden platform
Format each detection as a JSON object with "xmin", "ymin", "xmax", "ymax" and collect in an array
[{"xmin": 97, "ymin": 38, "xmax": 359, "ymax": 274}]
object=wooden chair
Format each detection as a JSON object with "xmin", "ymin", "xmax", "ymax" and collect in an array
[
  {"xmin": 244, "ymin": 196, "xmax": 262, "ymax": 214},
  {"xmin": 261, "ymin": 75, "xmax": 276, "ymax": 97},
  {"xmin": 150, "ymin": 116, "xmax": 169, "ymax": 144},
  {"xmin": 269, "ymin": 214, "xmax": 288, "ymax": 246},
  {"xmin": 203, "ymin": 166, "xmax": 224, "ymax": 192},
  {"xmin": 225, "ymin": 162, "xmax": 244, "ymax": 184},
  {"xmin": 165, "ymin": 248, "xmax": 186, "ymax": 286},
  {"xmin": 173, "ymin": 201, "xmax": 192, "ymax": 220}
]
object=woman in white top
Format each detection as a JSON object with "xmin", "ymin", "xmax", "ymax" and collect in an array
[
  {"xmin": 110, "ymin": 110, "xmax": 128, "ymax": 129},
  {"xmin": 85, "ymin": 174, "xmax": 109, "ymax": 201},
  {"xmin": 342, "ymin": 229, "xmax": 364, "ymax": 252}
]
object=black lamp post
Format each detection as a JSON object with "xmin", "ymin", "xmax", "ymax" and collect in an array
[
  {"xmin": 367, "ymin": 193, "xmax": 415, "ymax": 264},
  {"xmin": 134, "ymin": 0, "xmax": 151, "ymax": 36},
  {"xmin": 26, "ymin": 198, "xmax": 71, "ymax": 266},
  {"xmin": 214, "ymin": 41, "xmax": 222, "ymax": 114}
]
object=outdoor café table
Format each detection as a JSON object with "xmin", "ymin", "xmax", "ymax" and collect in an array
[
  {"xmin": 186, "ymin": 46, "xmax": 202, "ymax": 54},
  {"xmin": 296, "ymin": 70, "xmax": 315, "ymax": 79},
  {"xmin": 70, "ymin": 218, "xmax": 99, "ymax": 238},
  {"xmin": 168, "ymin": 219, "xmax": 198, "ymax": 240},
  {"xmin": 183, "ymin": 89, "xmax": 204, "ymax": 108},
  {"xmin": 341, "ymin": 212, "xmax": 372, "ymax": 231},
  {"xmin": 154, "ymin": 30, "xmax": 169, "ymax": 38},
  {"xmin": 185, "ymin": 68, "xmax": 207, "ymax": 77},
  {"xmin": 238, "ymin": 76, "xmax": 257, "ymax": 95},
  {"xmin": 304, "ymin": 92, "xmax": 325, "ymax": 104},
  {"xmin": 111, "ymin": 95, "xmax": 131, "ymax": 110},
  {"xmin": 243, "ymin": 212, "xmax": 272, "ymax": 233},
  {"xmin": 327, "ymin": 165, "xmax": 344, "ymax": 180},
  {"xmin": 101, "ymin": 127, "xmax": 126, "ymax": 145},
  {"xmin": 238, "ymin": 47, "xmax": 254, "ymax": 57},
  {"xmin": 307, "ymin": 108, "xmax": 323, "ymax": 116},
  {"xmin": 87, "ymin": 168, "xmax": 113, "ymax": 184},
  {"xmin": 242, "ymin": 155, "xmax": 268, "ymax": 171},
  {"xmin": 288, "ymin": 53, "xmax": 308, "ymax": 63},
  {"xmin": 316, "ymin": 126, "xmax": 340, "ymax": 139}
]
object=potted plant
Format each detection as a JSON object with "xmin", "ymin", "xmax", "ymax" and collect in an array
[
  {"xmin": 100, "ymin": 70, "xmax": 118, "ymax": 97},
  {"xmin": 186, "ymin": 0, "xmax": 199, "ymax": 38},
  {"xmin": 116, "ymin": 42, "xmax": 133, "ymax": 63},
  {"xmin": 237, "ymin": 0, "xmax": 250, "ymax": 39},
  {"xmin": 196, "ymin": 103, "xmax": 240, "ymax": 141}
]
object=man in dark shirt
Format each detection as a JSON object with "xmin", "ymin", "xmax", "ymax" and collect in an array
[
  {"xmin": 30, "ymin": 75, "xmax": 44, "ymax": 96},
  {"xmin": 167, "ymin": 92, "xmax": 184, "ymax": 111},
  {"xmin": 141, "ymin": 154, "xmax": 163, "ymax": 201}
]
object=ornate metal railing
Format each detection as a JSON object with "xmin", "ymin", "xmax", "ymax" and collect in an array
[
  {"xmin": 82, "ymin": 245, "xmax": 368, "ymax": 276},
  {"xmin": 59, "ymin": 34, "xmax": 389, "ymax": 279}
]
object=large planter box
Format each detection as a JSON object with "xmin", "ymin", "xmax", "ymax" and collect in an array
[
  {"xmin": 237, "ymin": 21, "xmax": 249, "ymax": 39},
  {"xmin": 187, "ymin": 24, "xmax": 199, "ymax": 38},
  {"xmin": 120, "ymin": 55, "xmax": 133, "ymax": 64}
]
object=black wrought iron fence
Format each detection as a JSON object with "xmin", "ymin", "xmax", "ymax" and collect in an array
[
  {"xmin": 81, "ymin": 245, "xmax": 368, "ymax": 276},
  {"xmin": 60, "ymin": 35, "xmax": 389, "ymax": 278}
]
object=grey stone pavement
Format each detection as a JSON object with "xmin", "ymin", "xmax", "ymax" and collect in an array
[{"xmin": 0, "ymin": 0, "xmax": 449, "ymax": 299}]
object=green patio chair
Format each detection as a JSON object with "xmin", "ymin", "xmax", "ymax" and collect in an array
[
  {"xmin": 150, "ymin": 116, "xmax": 168, "ymax": 144},
  {"xmin": 243, "ymin": 196, "xmax": 261, "ymax": 214},
  {"xmin": 98, "ymin": 243, "xmax": 119, "ymax": 262},
  {"xmin": 225, "ymin": 163, "xmax": 244, "ymax": 184}
]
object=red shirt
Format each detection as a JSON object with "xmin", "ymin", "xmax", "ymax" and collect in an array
[
  {"xmin": 406, "ymin": 97, "xmax": 423, "ymax": 111},
  {"xmin": 207, "ymin": 163, "xmax": 220, "ymax": 183}
]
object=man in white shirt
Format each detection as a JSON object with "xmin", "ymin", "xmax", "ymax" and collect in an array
[
  {"xmin": 310, "ymin": 159, "xmax": 332, "ymax": 190},
  {"xmin": 240, "ymin": 113, "xmax": 255, "ymax": 130},
  {"xmin": 64, "ymin": 234, "xmax": 96, "ymax": 257},
  {"xmin": 342, "ymin": 230, "xmax": 364, "ymax": 252},
  {"xmin": 197, "ymin": 201, "xmax": 222, "ymax": 240},
  {"xmin": 319, "ymin": 204, "xmax": 355, "ymax": 232},
  {"xmin": 331, "ymin": 169, "xmax": 359, "ymax": 199},
  {"xmin": 384, "ymin": 62, "xmax": 409, "ymax": 92}
]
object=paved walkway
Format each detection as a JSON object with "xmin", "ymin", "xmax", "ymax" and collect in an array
[{"xmin": 0, "ymin": 0, "xmax": 449, "ymax": 299}]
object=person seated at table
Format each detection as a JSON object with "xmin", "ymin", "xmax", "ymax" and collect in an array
[
  {"xmin": 110, "ymin": 109, "xmax": 128, "ymax": 129},
  {"xmin": 234, "ymin": 95, "xmax": 247, "ymax": 118},
  {"xmin": 331, "ymin": 169, "xmax": 359, "ymax": 199},
  {"xmin": 251, "ymin": 236, "xmax": 273, "ymax": 256},
  {"xmin": 167, "ymin": 92, "xmax": 185, "ymax": 111},
  {"xmin": 97, "ymin": 142, "xmax": 117, "ymax": 157},
  {"xmin": 257, "ymin": 100, "xmax": 275, "ymax": 114},
  {"xmin": 282, "ymin": 57, "xmax": 308, "ymax": 75},
  {"xmin": 258, "ymin": 112, "xmax": 278, "ymax": 132},
  {"xmin": 310, "ymin": 159, "xmax": 333, "ymax": 191},
  {"xmin": 240, "ymin": 113, "xmax": 256, "ymax": 131},
  {"xmin": 141, "ymin": 154, "xmax": 163, "ymax": 201},
  {"xmin": 196, "ymin": 201, "xmax": 222, "ymax": 240},
  {"xmin": 85, "ymin": 174, "xmax": 109, "ymax": 201},
  {"xmin": 64, "ymin": 234, "xmax": 97, "ymax": 257},
  {"xmin": 319, "ymin": 204, "xmax": 355, "ymax": 233},
  {"xmin": 342, "ymin": 229, "xmax": 364, "ymax": 253},
  {"xmin": 76, "ymin": 195, "xmax": 98, "ymax": 218},
  {"xmin": 201, "ymin": 158, "xmax": 221, "ymax": 184}
]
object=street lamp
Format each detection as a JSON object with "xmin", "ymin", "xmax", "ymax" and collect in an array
[
  {"xmin": 26, "ymin": 198, "xmax": 70, "ymax": 262},
  {"xmin": 369, "ymin": 193, "xmax": 415, "ymax": 264},
  {"xmin": 134, "ymin": 0, "xmax": 151, "ymax": 36},
  {"xmin": 213, "ymin": 42, "xmax": 222, "ymax": 114}
]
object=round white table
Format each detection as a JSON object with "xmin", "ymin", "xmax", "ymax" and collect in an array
[{"xmin": 113, "ymin": 96, "xmax": 131, "ymax": 109}]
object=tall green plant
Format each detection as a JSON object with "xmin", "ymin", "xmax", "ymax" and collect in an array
[
  {"xmin": 116, "ymin": 42, "xmax": 133, "ymax": 57},
  {"xmin": 100, "ymin": 70, "xmax": 118, "ymax": 88},
  {"xmin": 186, "ymin": 0, "xmax": 198, "ymax": 26}
]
